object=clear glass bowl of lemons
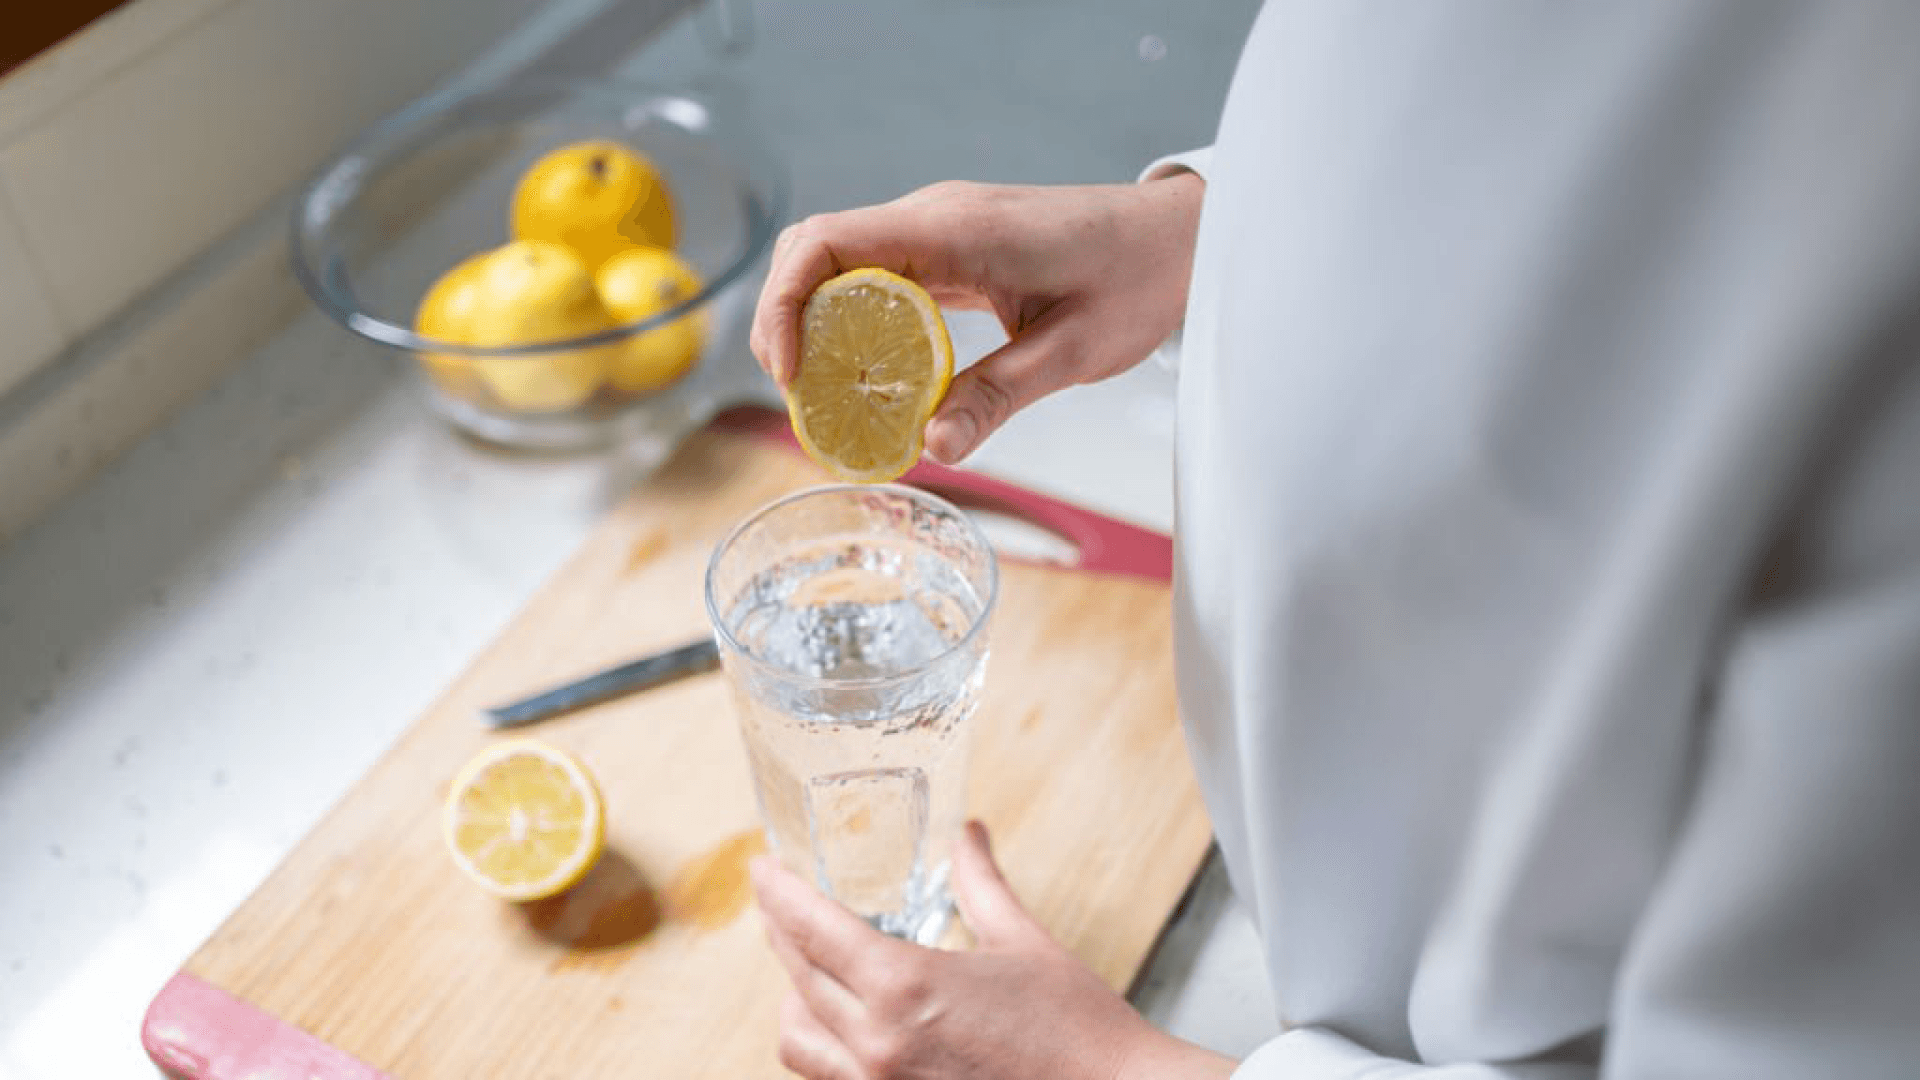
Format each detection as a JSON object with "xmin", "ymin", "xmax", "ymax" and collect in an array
[{"xmin": 293, "ymin": 79, "xmax": 783, "ymax": 451}]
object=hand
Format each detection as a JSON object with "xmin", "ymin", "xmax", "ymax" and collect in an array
[
  {"xmin": 750, "ymin": 820, "xmax": 1236, "ymax": 1080},
  {"xmin": 750, "ymin": 176, "xmax": 1204, "ymax": 463}
]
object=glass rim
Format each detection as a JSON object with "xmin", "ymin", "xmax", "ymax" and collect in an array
[{"xmin": 703, "ymin": 482, "xmax": 1001, "ymax": 691}]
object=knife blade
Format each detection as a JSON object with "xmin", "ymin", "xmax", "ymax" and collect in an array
[{"xmin": 483, "ymin": 637, "xmax": 722, "ymax": 729}]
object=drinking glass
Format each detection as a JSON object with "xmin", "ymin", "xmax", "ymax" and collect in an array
[{"xmin": 705, "ymin": 484, "xmax": 997, "ymax": 943}]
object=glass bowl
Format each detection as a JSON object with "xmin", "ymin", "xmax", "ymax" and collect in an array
[{"xmin": 293, "ymin": 78, "xmax": 784, "ymax": 452}]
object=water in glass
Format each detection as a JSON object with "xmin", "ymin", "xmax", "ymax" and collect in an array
[{"xmin": 708, "ymin": 486, "xmax": 995, "ymax": 943}]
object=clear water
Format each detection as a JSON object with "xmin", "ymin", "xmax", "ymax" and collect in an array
[{"xmin": 723, "ymin": 539, "xmax": 985, "ymax": 942}]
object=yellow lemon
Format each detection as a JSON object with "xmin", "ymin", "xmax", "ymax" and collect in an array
[
  {"xmin": 444, "ymin": 739, "xmax": 604, "ymax": 902},
  {"xmin": 511, "ymin": 139, "xmax": 675, "ymax": 270},
  {"xmin": 459, "ymin": 241, "xmax": 616, "ymax": 413},
  {"xmin": 414, "ymin": 251, "xmax": 494, "ymax": 405},
  {"xmin": 787, "ymin": 268, "xmax": 954, "ymax": 483},
  {"xmin": 596, "ymin": 246, "xmax": 707, "ymax": 395}
]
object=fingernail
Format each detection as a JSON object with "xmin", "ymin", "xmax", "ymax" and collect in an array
[{"xmin": 928, "ymin": 412, "xmax": 977, "ymax": 463}]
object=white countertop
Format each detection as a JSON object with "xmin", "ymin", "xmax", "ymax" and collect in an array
[{"xmin": 0, "ymin": 1, "xmax": 1276, "ymax": 1074}]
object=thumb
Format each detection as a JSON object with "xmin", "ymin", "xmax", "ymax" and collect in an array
[
  {"xmin": 924, "ymin": 302, "xmax": 1089, "ymax": 464},
  {"xmin": 950, "ymin": 820, "xmax": 1044, "ymax": 948}
]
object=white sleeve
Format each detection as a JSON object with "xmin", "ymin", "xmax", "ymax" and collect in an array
[
  {"xmin": 1138, "ymin": 146, "xmax": 1213, "ymax": 185},
  {"xmin": 1136, "ymin": 147, "xmax": 1211, "ymax": 371}
]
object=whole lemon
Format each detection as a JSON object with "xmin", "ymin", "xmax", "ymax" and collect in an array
[
  {"xmin": 596, "ymin": 247, "xmax": 707, "ymax": 395},
  {"xmin": 511, "ymin": 140, "xmax": 675, "ymax": 270},
  {"xmin": 414, "ymin": 251, "xmax": 494, "ymax": 405},
  {"xmin": 458, "ymin": 241, "xmax": 617, "ymax": 413}
]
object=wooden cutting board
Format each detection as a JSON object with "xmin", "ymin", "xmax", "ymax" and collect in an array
[{"xmin": 144, "ymin": 407, "xmax": 1211, "ymax": 1080}]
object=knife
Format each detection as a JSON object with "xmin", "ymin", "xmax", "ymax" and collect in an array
[{"xmin": 483, "ymin": 637, "xmax": 722, "ymax": 729}]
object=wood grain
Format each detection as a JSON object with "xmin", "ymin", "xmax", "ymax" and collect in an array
[{"xmin": 180, "ymin": 421, "xmax": 1211, "ymax": 1078}]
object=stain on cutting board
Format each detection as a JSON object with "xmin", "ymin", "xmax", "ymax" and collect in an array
[
  {"xmin": 528, "ymin": 830, "xmax": 768, "ymax": 972},
  {"xmin": 664, "ymin": 828, "xmax": 766, "ymax": 931},
  {"xmin": 625, "ymin": 527, "xmax": 670, "ymax": 574}
]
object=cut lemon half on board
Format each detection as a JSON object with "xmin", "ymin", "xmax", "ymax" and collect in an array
[
  {"xmin": 443, "ymin": 739, "xmax": 604, "ymax": 902},
  {"xmin": 788, "ymin": 268, "xmax": 954, "ymax": 483}
]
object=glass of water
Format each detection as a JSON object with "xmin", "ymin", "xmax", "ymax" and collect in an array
[{"xmin": 705, "ymin": 484, "xmax": 998, "ymax": 943}]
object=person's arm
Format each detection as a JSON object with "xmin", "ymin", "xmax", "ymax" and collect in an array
[{"xmin": 749, "ymin": 174, "xmax": 1203, "ymax": 464}]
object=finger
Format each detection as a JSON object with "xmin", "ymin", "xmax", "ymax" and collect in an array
[
  {"xmin": 750, "ymin": 225, "xmax": 798, "ymax": 370},
  {"xmin": 777, "ymin": 992, "xmax": 864, "ymax": 1080},
  {"xmin": 772, "ymin": 221, "xmax": 802, "ymax": 262},
  {"xmin": 924, "ymin": 302, "xmax": 1087, "ymax": 464},
  {"xmin": 762, "ymin": 903, "xmax": 868, "ymax": 1042},
  {"xmin": 950, "ymin": 820, "xmax": 1045, "ymax": 948},
  {"xmin": 925, "ymin": 287, "xmax": 995, "ymax": 312},
  {"xmin": 752, "ymin": 855, "xmax": 906, "ymax": 994},
  {"xmin": 752, "ymin": 220, "xmax": 843, "ymax": 387}
]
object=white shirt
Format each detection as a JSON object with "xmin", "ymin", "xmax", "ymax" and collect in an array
[{"xmin": 1166, "ymin": 3, "xmax": 1920, "ymax": 1076}]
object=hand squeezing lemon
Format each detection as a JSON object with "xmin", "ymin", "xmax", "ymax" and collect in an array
[{"xmin": 786, "ymin": 268, "xmax": 954, "ymax": 483}]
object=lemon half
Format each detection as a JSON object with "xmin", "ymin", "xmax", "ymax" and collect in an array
[
  {"xmin": 787, "ymin": 268, "xmax": 954, "ymax": 483},
  {"xmin": 443, "ymin": 739, "xmax": 604, "ymax": 902}
]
